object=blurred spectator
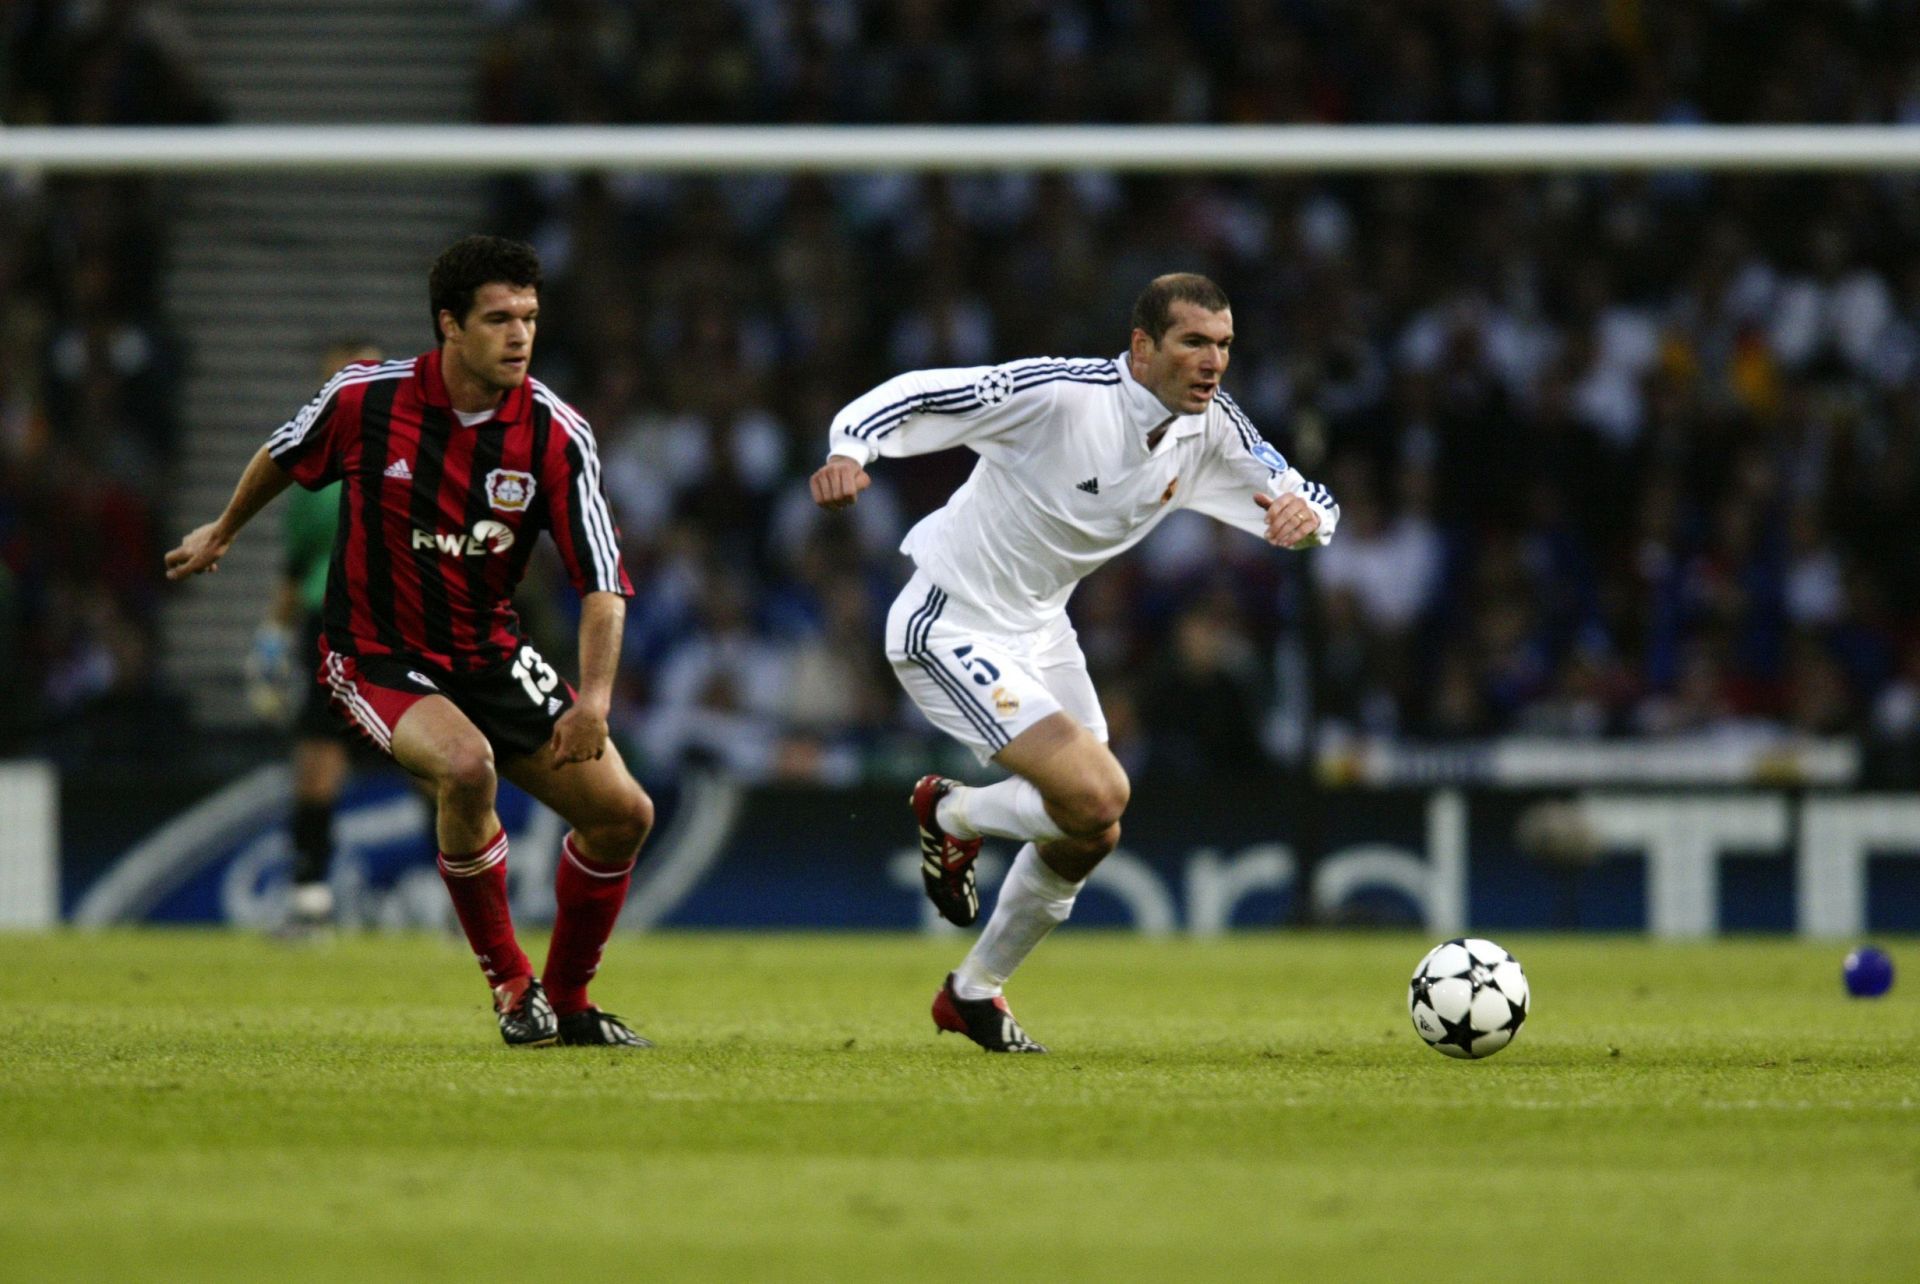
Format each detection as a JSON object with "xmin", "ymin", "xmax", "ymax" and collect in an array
[
  {"xmin": 3, "ymin": 0, "xmax": 213, "ymax": 756},
  {"xmin": 637, "ymin": 571, "xmax": 790, "ymax": 780},
  {"xmin": 1138, "ymin": 596, "xmax": 1269, "ymax": 779}
]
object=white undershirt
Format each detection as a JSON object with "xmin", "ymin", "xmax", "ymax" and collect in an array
[{"xmin": 454, "ymin": 408, "xmax": 494, "ymax": 427}]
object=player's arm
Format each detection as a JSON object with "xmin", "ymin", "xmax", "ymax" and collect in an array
[
  {"xmin": 164, "ymin": 445, "xmax": 296, "ymax": 580},
  {"xmin": 536, "ymin": 399, "xmax": 634, "ymax": 767},
  {"xmin": 1183, "ymin": 396, "xmax": 1338, "ymax": 551},
  {"xmin": 811, "ymin": 363, "xmax": 1057, "ymax": 509},
  {"xmin": 173, "ymin": 367, "xmax": 358, "ymax": 580},
  {"xmin": 548, "ymin": 590, "xmax": 623, "ymax": 767}
]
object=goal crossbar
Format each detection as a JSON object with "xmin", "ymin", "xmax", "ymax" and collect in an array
[{"xmin": 5, "ymin": 125, "xmax": 1920, "ymax": 173}]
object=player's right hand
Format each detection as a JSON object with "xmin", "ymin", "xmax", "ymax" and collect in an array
[
  {"xmin": 810, "ymin": 455, "xmax": 870, "ymax": 510},
  {"xmin": 165, "ymin": 522, "xmax": 234, "ymax": 580}
]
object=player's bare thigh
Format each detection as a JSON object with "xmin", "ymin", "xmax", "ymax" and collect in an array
[
  {"xmin": 500, "ymin": 737, "xmax": 654, "ymax": 864},
  {"xmin": 993, "ymin": 712, "xmax": 1130, "ymax": 836}
]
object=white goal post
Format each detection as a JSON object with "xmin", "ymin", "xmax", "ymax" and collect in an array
[{"xmin": 3, "ymin": 124, "xmax": 1920, "ymax": 173}]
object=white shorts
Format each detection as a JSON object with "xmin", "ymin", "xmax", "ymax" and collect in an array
[{"xmin": 885, "ymin": 570, "xmax": 1106, "ymax": 766}]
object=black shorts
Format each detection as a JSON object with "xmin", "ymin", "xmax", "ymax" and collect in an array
[{"xmin": 318, "ymin": 637, "xmax": 577, "ymax": 762}]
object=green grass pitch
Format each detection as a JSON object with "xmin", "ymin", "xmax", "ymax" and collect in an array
[{"xmin": 3, "ymin": 930, "xmax": 1916, "ymax": 1281}]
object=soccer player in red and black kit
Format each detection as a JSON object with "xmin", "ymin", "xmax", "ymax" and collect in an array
[{"xmin": 167, "ymin": 236, "xmax": 654, "ymax": 1048}]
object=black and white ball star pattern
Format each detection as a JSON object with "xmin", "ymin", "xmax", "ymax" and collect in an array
[
  {"xmin": 972, "ymin": 366, "xmax": 1015, "ymax": 406},
  {"xmin": 1408, "ymin": 938, "xmax": 1530, "ymax": 1060}
]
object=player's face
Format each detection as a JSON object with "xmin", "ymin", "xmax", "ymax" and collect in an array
[
  {"xmin": 1132, "ymin": 302, "xmax": 1232, "ymax": 415},
  {"xmin": 442, "ymin": 282, "xmax": 538, "ymax": 391}
]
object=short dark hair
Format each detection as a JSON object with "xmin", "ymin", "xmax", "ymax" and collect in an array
[
  {"xmin": 1130, "ymin": 273, "xmax": 1231, "ymax": 342},
  {"xmin": 428, "ymin": 235, "xmax": 542, "ymax": 344}
]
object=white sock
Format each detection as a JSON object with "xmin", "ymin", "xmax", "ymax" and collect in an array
[
  {"xmin": 952, "ymin": 843, "xmax": 1082, "ymax": 999},
  {"xmin": 938, "ymin": 777, "xmax": 1063, "ymax": 843}
]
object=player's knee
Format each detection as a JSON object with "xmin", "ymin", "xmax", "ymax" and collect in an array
[
  {"xmin": 1082, "ymin": 762, "xmax": 1132, "ymax": 832},
  {"xmin": 1064, "ymin": 820, "xmax": 1121, "ymax": 860},
  {"xmin": 584, "ymin": 783, "xmax": 653, "ymax": 861},
  {"xmin": 438, "ymin": 741, "xmax": 497, "ymax": 804},
  {"xmin": 1101, "ymin": 764, "xmax": 1132, "ymax": 825},
  {"xmin": 610, "ymin": 784, "xmax": 655, "ymax": 854},
  {"xmin": 1054, "ymin": 769, "xmax": 1129, "ymax": 837}
]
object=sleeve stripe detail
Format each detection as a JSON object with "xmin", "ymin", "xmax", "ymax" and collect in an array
[
  {"xmin": 266, "ymin": 358, "xmax": 415, "ymax": 456},
  {"xmin": 1012, "ymin": 365, "xmax": 1121, "ymax": 389},
  {"xmin": 843, "ymin": 358, "xmax": 1121, "ymax": 443},
  {"xmin": 1215, "ymin": 390, "xmax": 1289, "ymax": 470},
  {"xmin": 845, "ymin": 384, "xmax": 979, "ymax": 441},
  {"xmin": 1003, "ymin": 356, "xmax": 1117, "ymax": 378},
  {"xmin": 857, "ymin": 369, "xmax": 1120, "ymax": 444},
  {"xmin": 542, "ymin": 395, "xmax": 621, "ymax": 590},
  {"xmin": 531, "ymin": 385, "xmax": 623, "ymax": 591}
]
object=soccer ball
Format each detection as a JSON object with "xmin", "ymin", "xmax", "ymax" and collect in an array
[{"xmin": 1409, "ymin": 938, "xmax": 1530, "ymax": 1059}]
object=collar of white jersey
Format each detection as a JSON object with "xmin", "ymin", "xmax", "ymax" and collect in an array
[{"xmin": 1114, "ymin": 352, "xmax": 1208, "ymax": 441}]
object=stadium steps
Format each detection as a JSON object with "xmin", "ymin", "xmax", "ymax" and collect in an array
[
  {"xmin": 181, "ymin": 0, "xmax": 478, "ymax": 125},
  {"xmin": 160, "ymin": 1, "xmax": 484, "ymax": 730}
]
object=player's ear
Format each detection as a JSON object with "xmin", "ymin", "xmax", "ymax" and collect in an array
[
  {"xmin": 438, "ymin": 308, "xmax": 461, "ymax": 342},
  {"xmin": 1129, "ymin": 327, "xmax": 1154, "ymax": 362}
]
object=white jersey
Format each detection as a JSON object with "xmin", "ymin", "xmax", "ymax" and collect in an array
[{"xmin": 828, "ymin": 354, "xmax": 1339, "ymax": 634}]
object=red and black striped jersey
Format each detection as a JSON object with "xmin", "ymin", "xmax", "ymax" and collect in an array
[{"xmin": 266, "ymin": 348, "xmax": 633, "ymax": 672}]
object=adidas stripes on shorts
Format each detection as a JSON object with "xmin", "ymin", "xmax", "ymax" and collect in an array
[{"xmin": 884, "ymin": 569, "xmax": 1107, "ymax": 766}]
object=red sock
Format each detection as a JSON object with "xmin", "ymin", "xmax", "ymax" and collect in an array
[
  {"xmin": 543, "ymin": 833, "xmax": 635, "ymax": 1016},
  {"xmin": 437, "ymin": 829, "xmax": 530, "ymax": 987}
]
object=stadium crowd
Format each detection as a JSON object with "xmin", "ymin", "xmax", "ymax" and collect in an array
[
  {"xmin": 477, "ymin": 0, "xmax": 1920, "ymax": 786},
  {"xmin": 15, "ymin": 0, "xmax": 1920, "ymax": 789},
  {"xmin": 1, "ymin": 0, "xmax": 219, "ymax": 758}
]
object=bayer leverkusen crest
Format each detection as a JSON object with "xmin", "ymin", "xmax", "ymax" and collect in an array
[{"xmin": 485, "ymin": 468, "xmax": 536, "ymax": 513}]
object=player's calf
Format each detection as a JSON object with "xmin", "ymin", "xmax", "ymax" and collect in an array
[{"xmin": 1035, "ymin": 823, "xmax": 1119, "ymax": 884}]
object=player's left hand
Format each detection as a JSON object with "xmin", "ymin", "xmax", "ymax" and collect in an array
[
  {"xmin": 547, "ymin": 703, "xmax": 609, "ymax": 768},
  {"xmin": 1254, "ymin": 492, "xmax": 1321, "ymax": 549}
]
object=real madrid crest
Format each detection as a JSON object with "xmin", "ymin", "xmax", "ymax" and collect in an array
[{"xmin": 485, "ymin": 468, "xmax": 537, "ymax": 513}]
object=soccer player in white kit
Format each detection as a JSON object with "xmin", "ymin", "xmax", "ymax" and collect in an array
[{"xmin": 810, "ymin": 274, "xmax": 1338, "ymax": 1051}]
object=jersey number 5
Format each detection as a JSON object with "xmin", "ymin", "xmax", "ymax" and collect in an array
[
  {"xmin": 512, "ymin": 645, "xmax": 560, "ymax": 705},
  {"xmin": 953, "ymin": 644, "xmax": 1000, "ymax": 686}
]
